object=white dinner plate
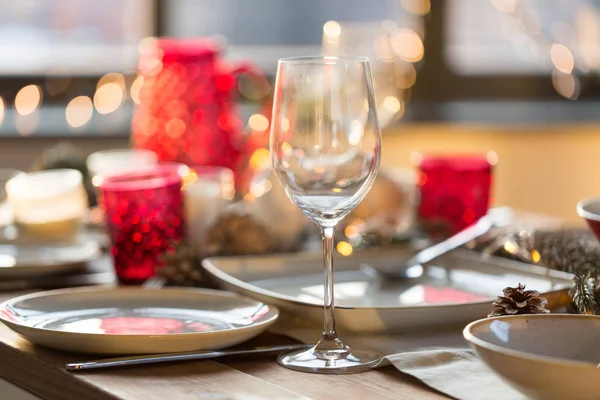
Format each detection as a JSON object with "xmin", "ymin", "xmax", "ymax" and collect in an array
[
  {"xmin": 202, "ymin": 247, "xmax": 572, "ymax": 334},
  {"xmin": 0, "ymin": 287, "xmax": 279, "ymax": 354},
  {"xmin": 0, "ymin": 238, "xmax": 100, "ymax": 279}
]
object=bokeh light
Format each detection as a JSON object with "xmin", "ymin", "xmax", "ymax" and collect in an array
[
  {"xmin": 323, "ymin": 20, "xmax": 342, "ymax": 39},
  {"xmin": 15, "ymin": 85, "xmax": 42, "ymax": 116},
  {"xmin": 249, "ymin": 148, "xmax": 271, "ymax": 170},
  {"xmin": 391, "ymin": 29, "xmax": 424, "ymax": 62},
  {"xmin": 248, "ymin": 114, "xmax": 270, "ymax": 131},
  {"xmin": 552, "ymin": 70, "xmax": 579, "ymax": 99},
  {"xmin": 65, "ymin": 96, "xmax": 94, "ymax": 128},
  {"xmin": 130, "ymin": 76, "xmax": 144, "ymax": 105},
  {"xmin": 550, "ymin": 43, "xmax": 575, "ymax": 74},
  {"xmin": 94, "ymin": 83, "xmax": 124, "ymax": 114},
  {"xmin": 383, "ymin": 96, "xmax": 402, "ymax": 113},
  {"xmin": 336, "ymin": 241, "xmax": 353, "ymax": 256}
]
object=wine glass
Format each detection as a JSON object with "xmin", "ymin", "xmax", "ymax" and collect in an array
[{"xmin": 270, "ymin": 56, "xmax": 382, "ymax": 373}]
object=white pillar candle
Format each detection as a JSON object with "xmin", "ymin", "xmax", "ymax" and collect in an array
[
  {"xmin": 183, "ymin": 166, "xmax": 235, "ymax": 246},
  {"xmin": 6, "ymin": 169, "xmax": 88, "ymax": 242}
]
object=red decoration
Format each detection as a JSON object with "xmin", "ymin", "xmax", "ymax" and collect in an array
[
  {"xmin": 98, "ymin": 317, "xmax": 214, "ymax": 335},
  {"xmin": 417, "ymin": 155, "xmax": 493, "ymax": 236},
  {"xmin": 131, "ymin": 37, "xmax": 258, "ymax": 181},
  {"xmin": 99, "ymin": 164, "xmax": 185, "ymax": 285}
]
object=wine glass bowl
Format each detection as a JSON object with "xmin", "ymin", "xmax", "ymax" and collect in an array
[{"xmin": 270, "ymin": 56, "xmax": 382, "ymax": 373}]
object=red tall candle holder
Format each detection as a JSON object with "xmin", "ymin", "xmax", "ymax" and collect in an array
[
  {"xmin": 99, "ymin": 164, "xmax": 185, "ymax": 285},
  {"xmin": 417, "ymin": 154, "xmax": 494, "ymax": 237},
  {"xmin": 132, "ymin": 37, "xmax": 255, "ymax": 176}
]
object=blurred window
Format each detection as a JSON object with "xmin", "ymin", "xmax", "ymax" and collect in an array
[
  {"xmin": 445, "ymin": 0, "xmax": 600, "ymax": 75},
  {"xmin": 0, "ymin": 0, "xmax": 599, "ymax": 137},
  {"xmin": 163, "ymin": 0, "xmax": 415, "ymax": 73},
  {"xmin": 0, "ymin": 0, "xmax": 152, "ymax": 75}
]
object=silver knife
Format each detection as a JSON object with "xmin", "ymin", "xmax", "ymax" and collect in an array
[{"xmin": 66, "ymin": 344, "xmax": 311, "ymax": 371}]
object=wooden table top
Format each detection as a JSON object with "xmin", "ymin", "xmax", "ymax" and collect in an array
[{"xmin": 0, "ymin": 290, "xmax": 450, "ymax": 400}]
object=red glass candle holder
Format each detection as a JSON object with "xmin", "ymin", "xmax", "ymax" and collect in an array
[
  {"xmin": 131, "ymin": 37, "xmax": 257, "ymax": 178},
  {"xmin": 99, "ymin": 164, "xmax": 185, "ymax": 285},
  {"xmin": 416, "ymin": 154, "xmax": 494, "ymax": 238}
]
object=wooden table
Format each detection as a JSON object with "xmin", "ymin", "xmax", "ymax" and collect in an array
[{"xmin": 0, "ymin": 291, "xmax": 450, "ymax": 400}]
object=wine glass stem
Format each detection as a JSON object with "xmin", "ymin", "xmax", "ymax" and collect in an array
[{"xmin": 314, "ymin": 226, "xmax": 348, "ymax": 358}]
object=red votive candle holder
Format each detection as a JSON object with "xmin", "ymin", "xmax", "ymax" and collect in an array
[
  {"xmin": 131, "ymin": 37, "xmax": 254, "ymax": 175},
  {"xmin": 416, "ymin": 153, "xmax": 494, "ymax": 238},
  {"xmin": 99, "ymin": 164, "xmax": 185, "ymax": 285}
]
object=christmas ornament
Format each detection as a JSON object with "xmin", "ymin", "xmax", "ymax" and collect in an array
[{"xmin": 488, "ymin": 283, "xmax": 550, "ymax": 317}]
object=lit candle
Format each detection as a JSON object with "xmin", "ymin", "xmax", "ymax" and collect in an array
[
  {"xmin": 6, "ymin": 169, "xmax": 88, "ymax": 242},
  {"xmin": 183, "ymin": 166, "xmax": 235, "ymax": 246}
]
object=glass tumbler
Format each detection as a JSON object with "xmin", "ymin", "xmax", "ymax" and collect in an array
[
  {"xmin": 99, "ymin": 164, "xmax": 185, "ymax": 284},
  {"xmin": 417, "ymin": 153, "xmax": 495, "ymax": 237}
]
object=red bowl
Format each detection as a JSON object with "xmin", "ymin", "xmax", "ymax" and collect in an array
[{"xmin": 577, "ymin": 197, "xmax": 600, "ymax": 242}]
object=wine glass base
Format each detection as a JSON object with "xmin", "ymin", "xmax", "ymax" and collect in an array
[{"xmin": 277, "ymin": 346, "xmax": 381, "ymax": 374}]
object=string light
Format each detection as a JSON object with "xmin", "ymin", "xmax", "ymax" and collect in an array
[
  {"xmin": 550, "ymin": 44, "xmax": 575, "ymax": 74},
  {"xmin": 391, "ymin": 29, "xmax": 424, "ymax": 62},
  {"xmin": 336, "ymin": 241, "xmax": 353, "ymax": 256},
  {"xmin": 323, "ymin": 21, "xmax": 342, "ymax": 39},
  {"xmin": 65, "ymin": 96, "xmax": 93, "ymax": 128},
  {"xmin": 15, "ymin": 85, "xmax": 42, "ymax": 116},
  {"xmin": 248, "ymin": 114, "xmax": 269, "ymax": 131},
  {"xmin": 94, "ymin": 83, "xmax": 124, "ymax": 114},
  {"xmin": 249, "ymin": 148, "xmax": 271, "ymax": 170}
]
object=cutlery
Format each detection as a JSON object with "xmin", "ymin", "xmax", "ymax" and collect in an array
[
  {"xmin": 361, "ymin": 207, "xmax": 514, "ymax": 280},
  {"xmin": 66, "ymin": 344, "xmax": 311, "ymax": 371}
]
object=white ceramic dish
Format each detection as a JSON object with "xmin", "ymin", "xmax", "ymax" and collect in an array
[
  {"xmin": 0, "ymin": 238, "xmax": 100, "ymax": 279},
  {"xmin": 202, "ymin": 247, "xmax": 572, "ymax": 334},
  {"xmin": 464, "ymin": 314, "xmax": 600, "ymax": 400},
  {"xmin": 0, "ymin": 287, "xmax": 279, "ymax": 355}
]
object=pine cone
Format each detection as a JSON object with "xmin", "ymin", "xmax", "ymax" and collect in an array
[
  {"xmin": 157, "ymin": 240, "xmax": 204, "ymax": 286},
  {"xmin": 488, "ymin": 283, "xmax": 550, "ymax": 317}
]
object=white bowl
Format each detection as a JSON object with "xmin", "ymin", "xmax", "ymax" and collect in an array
[{"xmin": 464, "ymin": 314, "xmax": 600, "ymax": 400}]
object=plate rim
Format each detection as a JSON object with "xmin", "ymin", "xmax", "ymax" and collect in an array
[
  {"xmin": 201, "ymin": 250, "xmax": 572, "ymax": 311},
  {"xmin": 0, "ymin": 285, "xmax": 280, "ymax": 338},
  {"xmin": 0, "ymin": 240, "xmax": 101, "ymax": 276}
]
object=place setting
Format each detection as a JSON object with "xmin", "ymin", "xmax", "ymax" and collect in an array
[{"xmin": 2, "ymin": 12, "xmax": 600, "ymax": 400}]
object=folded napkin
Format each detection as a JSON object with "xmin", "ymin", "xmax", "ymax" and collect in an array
[
  {"xmin": 271, "ymin": 321, "xmax": 526, "ymax": 400},
  {"xmin": 386, "ymin": 349, "xmax": 527, "ymax": 400}
]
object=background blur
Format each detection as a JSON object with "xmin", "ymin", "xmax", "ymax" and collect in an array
[{"xmin": 0, "ymin": 0, "xmax": 599, "ymax": 224}]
